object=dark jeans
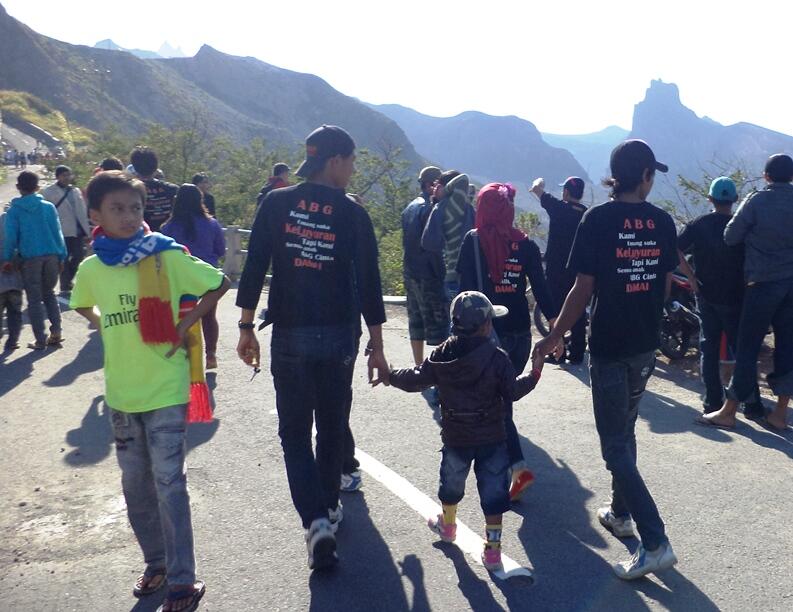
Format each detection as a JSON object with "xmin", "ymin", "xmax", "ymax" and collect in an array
[
  {"xmin": 547, "ymin": 269, "xmax": 587, "ymax": 358},
  {"xmin": 438, "ymin": 442, "xmax": 511, "ymax": 515},
  {"xmin": 698, "ymin": 299, "xmax": 741, "ymax": 409},
  {"xmin": 590, "ymin": 350, "xmax": 667, "ymax": 551},
  {"xmin": 61, "ymin": 236, "xmax": 85, "ymax": 291},
  {"xmin": 728, "ymin": 279, "xmax": 793, "ymax": 400},
  {"xmin": 270, "ymin": 325, "xmax": 357, "ymax": 528},
  {"xmin": 498, "ymin": 331, "xmax": 531, "ymax": 467},
  {"xmin": 21, "ymin": 255, "xmax": 61, "ymax": 343},
  {"xmin": 342, "ymin": 334, "xmax": 362, "ymax": 475},
  {"xmin": 0, "ymin": 289, "xmax": 23, "ymax": 346}
]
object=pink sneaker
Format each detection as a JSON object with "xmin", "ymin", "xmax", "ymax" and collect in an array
[
  {"xmin": 427, "ymin": 514, "xmax": 457, "ymax": 542},
  {"xmin": 481, "ymin": 547, "xmax": 503, "ymax": 571}
]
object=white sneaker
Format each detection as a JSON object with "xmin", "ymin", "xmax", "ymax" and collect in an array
[
  {"xmin": 328, "ymin": 503, "xmax": 343, "ymax": 533},
  {"xmin": 305, "ymin": 518, "xmax": 337, "ymax": 570},
  {"xmin": 613, "ymin": 541, "xmax": 678, "ymax": 580},
  {"xmin": 340, "ymin": 471, "xmax": 363, "ymax": 492},
  {"xmin": 597, "ymin": 506, "xmax": 636, "ymax": 538}
]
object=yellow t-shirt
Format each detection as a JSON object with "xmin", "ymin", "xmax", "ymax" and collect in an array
[{"xmin": 70, "ymin": 250, "xmax": 224, "ymax": 412}]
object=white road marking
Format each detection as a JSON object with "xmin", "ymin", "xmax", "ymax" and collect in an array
[{"xmin": 355, "ymin": 447, "xmax": 533, "ymax": 581}]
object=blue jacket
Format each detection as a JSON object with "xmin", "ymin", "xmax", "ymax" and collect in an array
[{"xmin": 2, "ymin": 193, "xmax": 67, "ymax": 261}]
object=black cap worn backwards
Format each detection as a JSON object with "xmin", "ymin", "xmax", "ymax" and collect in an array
[
  {"xmin": 295, "ymin": 125, "xmax": 356, "ymax": 178},
  {"xmin": 610, "ymin": 139, "xmax": 668, "ymax": 182}
]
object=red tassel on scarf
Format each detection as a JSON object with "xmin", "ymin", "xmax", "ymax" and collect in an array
[{"xmin": 187, "ymin": 382, "xmax": 213, "ymax": 423}]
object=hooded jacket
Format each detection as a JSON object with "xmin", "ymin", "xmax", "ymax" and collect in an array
[
  {"xmin": 2, "ymin": 194, "xmax": 67, "ymax": 261},
  {"xmin": 390, "ymin": 335, "xmax": 539, "ymax": 447},
  {"xmin": 441, "ymin": 173, "xmax": 472, "ymax": 282}
]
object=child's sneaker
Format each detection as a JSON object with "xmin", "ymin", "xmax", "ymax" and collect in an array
[
  {"xmin": 597, "ymin": 506, "xmax": 636, "ymax": 538},
  {"xmin": 340, "ymin": 470, "xmax": 362, "ymax": 492},
  {"xmin": 427, "ymin": 514, "xmax": 457, "ymax": 543},
  {"xmin": 305, "ymin": 518, "xmax": 337, "ymax": 570},
  {"xmin": 509, "ymin": 468, "xmax": 535, "ymax": 501},
  {"xmin": 481, "ymin": 547, "xmax": 503, "ymax": 571},
  {"xmin": 613, "ymin": 541, "xmax": 677, "ymax": 580},
  {"xmin": 328, "ymin": 503, "xmax": 343, "ymax": 533}
]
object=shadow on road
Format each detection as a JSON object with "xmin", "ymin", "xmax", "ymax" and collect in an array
[
  {"xmin": 435, "ymin": 542, "xmax": 507, "ymax": 611},
  {"xmin": 44, "ymin": 331, "xmax": 102, "ymax": 387},
  {"xmin": 309, "ymin": 493, "xmax": 414, "ymax": 612},
  {"xmin": 0, "ymin": 347, "xmax": 51, "ymax": 397},
  {"xmin": 511, "ymin": 433, "xmax": 719, "ymax": 610}
]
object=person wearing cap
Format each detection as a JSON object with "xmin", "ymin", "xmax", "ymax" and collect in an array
[
  {"xmin": 457, "ymin": 183, "xmax": 558, "ymax": 501},
  {"xmin": 702, "ymin": 154, "xmax": 793, "ymax": 431},
  {"xmin": 236, "ymin": 125, "xmax": 389, "ymax": 571},
  {"xmin": 402, "ymin": 166, "xmax": 449, "ymax": 367},
  {"xmin": 41, "ymin": 165, "xmax": 90, "ymax": 293},
  {"xmin": 533, "ymin": 139, "xmax": 679, "ymax": 579},
  {"xmin": 384, "ymin": 291, "xmax": 543, "ymax": 572},
  {"xmin": 256, "ymin": 162, "xmax": 291, "ymax": 208},
  {"xmin": 677, "ymin": 177, "xmax": 764, "ymax": 417},
  {"xmin": 531, "ymin": 176, "xmax": 589, "ymax": 363},
  {"xmin": 191, "ymin": 172, "xmax": 216, "ymax": 217}
]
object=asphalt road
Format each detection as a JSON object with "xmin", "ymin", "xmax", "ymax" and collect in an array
[{"xmin": 1, "ymin": 174, "xmax": 792, "ymax": 612}]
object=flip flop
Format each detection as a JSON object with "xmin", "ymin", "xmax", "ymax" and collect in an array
[
  {"xmin": 694, "ymin": 415, "xmax": 735, "ymax": 430},
  {"xmin": 133, "ymin": 568, "xmax": 167, "ymax": 598},
  {"xmin": 157, "ymin": 581, "xmax": 206, "ymax": 612}
]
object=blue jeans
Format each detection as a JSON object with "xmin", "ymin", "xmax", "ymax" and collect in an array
[
  {"xmin": 498, "ymin": 331, "xmax": 532, "ymax": 467},
  {"xmin": 439, "ymin": 443, "xmax": 511, "ymax": 515},
  {"xmin": 270, "ymin": 325, "xmax": 357, "ymax": 528},
  {"xmin": 21, "ymin": 255, "xmax": 61, "ymax": 343},
  {"xmin": 0, "ymin": 289, "xmax": 23, "ymax": 346},
  {"xmin": 590, "ymin": 351, "xmax": 667, "ymax": 551},
  {"xmin": 728, "ymin": 279, "xmax": 793, "ymax": 400},
  {"xmin": 444, "ymin": 279, "xmax": 460, "ymax": 305},
  {"xmin": 110, "ymin": 404, "xmax": 195, "ymax": 585}
]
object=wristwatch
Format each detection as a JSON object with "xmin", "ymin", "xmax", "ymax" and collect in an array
[{"xmin": 238, "ymin": 321, "xmax": 256, "ymax": 330}]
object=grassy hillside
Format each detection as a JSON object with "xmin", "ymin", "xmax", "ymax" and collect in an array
[{"xmin": 0, "ymin": 90, "xmax": 94, "ymax": 150}]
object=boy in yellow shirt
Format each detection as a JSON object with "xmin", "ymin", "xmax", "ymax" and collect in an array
[{"xmin": 70, "ymin": 171, "xmax": 230, "ymax": 612}]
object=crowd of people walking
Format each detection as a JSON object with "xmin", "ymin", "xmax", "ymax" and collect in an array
[{"xmin": 1, "ymin": 128, "xmax": 792, "ymax": 611}]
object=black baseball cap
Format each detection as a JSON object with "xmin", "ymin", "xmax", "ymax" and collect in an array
[
  {"xmin": 559, "ymin": 176, "xmax": 585, "ymax": 199},
  {"xmin": 610, "ymin": 140, "xmax": 668, "ymax": 182},
  {"xmin": 295, "ymin": 125, "xmax": 356, "ymax": 178},
  {"xmin": 764, "ymin": 154, "xmax": 793, "ymax": 183}
]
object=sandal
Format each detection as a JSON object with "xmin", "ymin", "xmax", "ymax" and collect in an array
[
  {"xmin": 157, "ymin": 581, "xmax": 206, "ymax": 612},
  {"xmin": 46, "ymin": 334, "xmax": 64, "ymax": 346},
  {"xmin": 694, "ymin": 415, "xmax": 735, "ymax": 430},
  {"xmin": 27, "ymin": 341, "xmax": 47, "ymax": 350},
  {"xmin": 133, "ymin": 568, "xmax": 167, "ymax": 598}
]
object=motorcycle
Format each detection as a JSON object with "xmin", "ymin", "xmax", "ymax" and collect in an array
[{"xmin": 659, "ymin": 272, "xmax": 700, "ymax": 360}]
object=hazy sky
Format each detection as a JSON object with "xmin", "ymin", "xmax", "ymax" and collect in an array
[{"xmin": 5, "ymin": 0, "xmax": 793, "ymax": 135}]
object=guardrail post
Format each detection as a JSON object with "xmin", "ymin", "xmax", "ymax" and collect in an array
[{"xmin": 223, "ymin": 225, "xmax": 243, "ymax": 280}]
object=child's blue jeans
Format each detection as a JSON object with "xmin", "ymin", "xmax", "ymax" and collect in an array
[
  {"xmin": 110, "ymin": 404, "xmax": 196, "ymax": 585},
  {"xmin": 438, "ymin": 442, "xmax": 511, "ymax": 516}
]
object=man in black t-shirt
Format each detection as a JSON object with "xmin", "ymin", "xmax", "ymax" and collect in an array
[
  {"xmin": 533, "ymin": 140, "xmax": 678, "ymax": 580},
  {"xmin": 677, "ymin": 177, "xmax": 763, "ymax": 417},
  {"xmin": 532, "ymin": 176, "xmax": 589, "ymax": 362},
  {"xmin": 236, "ymin": 125, "xmax": 389, "ymax": 571},
  {"xmin": 130, "ymin": 147, "xmax": 178, "ymax": 232}
]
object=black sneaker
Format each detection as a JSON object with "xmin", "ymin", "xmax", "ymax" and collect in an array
[
  {"xmin": 305, "ymin": 518, "xmax": 337, "ymax": 570},
  {"xmin": 566, "ymin": 354, "xmax": 585, "ymax": 365}
]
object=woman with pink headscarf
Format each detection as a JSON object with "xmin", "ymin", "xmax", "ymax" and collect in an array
[{"xmin": 456, "ymin": 182, "xmax": 558, "ymax": 501}]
